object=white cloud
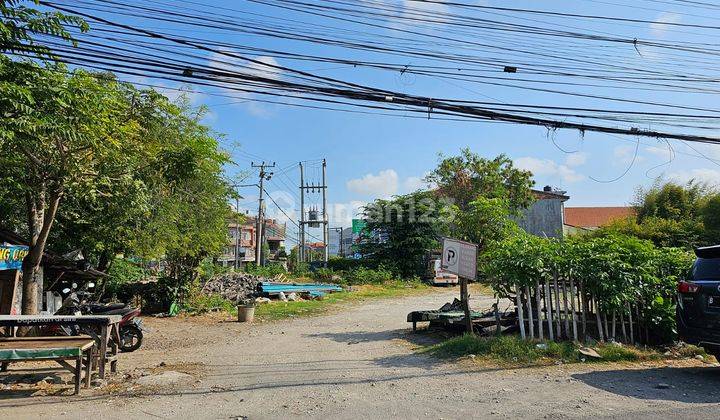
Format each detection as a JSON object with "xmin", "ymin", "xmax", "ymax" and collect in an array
[
  {"xmin": 688, "ymin": 143, "xmax": 720, "ymax": 162},
  {"xmin": 613, "ymin": 145, "xmax": 646, "ymax": 164},
  {"xmin": 207, "ymin": 51, "xmax": 281, "ymax": 116},
  {"xmin": 346, "ymin": 169, "xmax": 399, "ymax": 198},
  {"xmin": 646, "ymin": 145, "xmax": 673, "ymax": 160},
  {"xmin": 668, "ymin": 168, "xmax": 720, "ymax": 186},
  {"xmin": 515, "ymin": 157, "xmax": 584, "ymax": 183},
  {"xmin": 402, "ymin": 176, "xmax": 427, "ymax": 193},
  {"xmin": 650, "ymin": 12, "xmax": 681, "ymax": 37},
  {"xmin": 565, "ymin": 152, "xmax": 587, "ymax": 167},
  {"xmin": 329, "ymin": 201, "xmax": 367, "ymax": 226}
]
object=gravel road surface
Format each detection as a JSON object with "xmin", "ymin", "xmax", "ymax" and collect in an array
[{"xmin": 2, "ymin": 288, "xmax": 720, "ymax": 419}]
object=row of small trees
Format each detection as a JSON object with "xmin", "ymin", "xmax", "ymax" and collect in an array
[
  {"xmin": 1, "ymin": 3, "xmax": 233, "ymax": 313},
  {"xmin": 483, "ymin": 233, "xmax": 693, "ymax": 344}
]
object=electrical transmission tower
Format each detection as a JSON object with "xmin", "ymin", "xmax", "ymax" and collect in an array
[{"xmin": 299, "ymin": 159, "xmax": 328, "ymax": 264}]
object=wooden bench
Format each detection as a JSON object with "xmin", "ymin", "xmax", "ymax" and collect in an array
[
  {"xmin": 0, "ymin": 336, "xmax": 95, "ymax": 395},
  {"xmin": 0, "ymin": 315, "xmax": 122, "ymax": 379}
]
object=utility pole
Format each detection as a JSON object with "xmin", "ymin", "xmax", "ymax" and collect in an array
[
  {"xmin": 235, "ymin": 195, "xmax": 240, "ymax": 270},
  {"xmin": 322, "ymin": 159, "xmax": 329, "ymax": 263},
  {"xmin": 329, "ymin": 227, "xmax": 343, "ymax": 258},
  {"xmin": 299, "ymin": 162, "xmax": 305, "ymax": 263},
  {"xmin": 252, "ymin": 162, "xmax": 275, "ymax": 267}
]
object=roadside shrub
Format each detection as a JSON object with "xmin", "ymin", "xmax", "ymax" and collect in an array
[
  {"xmin": 483, "ymin": 231, "xmax": 694, "ymax": 344},
  {"xmin": 312, "ymin": 267, "xmax": 335, "ymax": 282},
  {"xmin": 103, "ymin": 258, "xmax": 148, "ymax": 297},
  {"xmin": 182, "ymin": 292, "xmax": 235, "ymax": 314},
  {"xmin": 327, "ymin": 257, "xmax": 370, "ymax": 272},
  {"xmin": 244, "ymin": 262, "xmax": 286, "ymax": 278},
  {"xmin": 342, "ymin": 266, "xmax": 397, "ymax": 285},
  {"xmin": 197, "ymin": 258, "xmax": 231, "ymax": 283},
  {"xmin": 426, "ymin": 334, "xmax": 577, "ymax": 364}
]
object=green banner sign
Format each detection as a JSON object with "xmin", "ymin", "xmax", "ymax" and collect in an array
[{"xmin": 352, "ymin": 219, "xmax": 367, "ymax": 234}]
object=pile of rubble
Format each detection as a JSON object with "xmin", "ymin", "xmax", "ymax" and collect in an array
[{"xmin": 200, "ymin": 273, "xmax": 263, "ymax": 303}]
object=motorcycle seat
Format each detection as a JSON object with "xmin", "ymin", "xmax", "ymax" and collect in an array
[
  {"xmin": 89, "ymin": 302, "xmax": 127, "ymax": 312},
  {"xmin": 100, "ymin": 307, "xmax": 135, "ymax": 316}
]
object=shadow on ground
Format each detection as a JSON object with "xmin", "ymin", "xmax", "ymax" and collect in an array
[
  {"xmin": 308, "ymin": 326, "xmax": 453, "ymax": 347},
  {"xmin": 573, "ymin": 366, "xmax": 720, "ymax": 403}
]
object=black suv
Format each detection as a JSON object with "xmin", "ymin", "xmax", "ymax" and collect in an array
[{"xmin": 677, "ymin": 245, "xmax": 720, "ymax": 358}]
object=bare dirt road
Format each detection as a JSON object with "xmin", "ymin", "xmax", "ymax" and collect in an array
[{"xmin": 2, "ymin": 288, "xmax": 720, "ymax": 419}]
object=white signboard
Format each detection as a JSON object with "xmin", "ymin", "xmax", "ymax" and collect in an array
[{"xmin": 441, "ymin": 237, "xmax": 478, "ymax": 280}]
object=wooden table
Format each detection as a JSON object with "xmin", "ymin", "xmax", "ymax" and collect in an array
[
  {"xmin": 0, "ymin": 315, "xmax": 122, "ymax": 379},
  {"xmin": 0, "ymin": 336, "xmax": 96, "ymax": 394}
]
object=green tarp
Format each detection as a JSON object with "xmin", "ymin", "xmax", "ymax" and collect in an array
[{"xmin": 0, "ymin": 346, "xmax": 84, "ymax": 361}]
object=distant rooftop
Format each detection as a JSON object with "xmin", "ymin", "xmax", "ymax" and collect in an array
[{"xmin": 564, "ymin": 207, "xmax": 636, "ymax": 229}]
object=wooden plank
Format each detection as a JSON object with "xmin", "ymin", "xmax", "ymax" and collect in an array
[
  {"xmin": 0, "ymin": 337, "xmax": 95, "ymax": 350},
  {"xmin": 99, "ymin": 324, "xmax": 108, "ymax": 379}
]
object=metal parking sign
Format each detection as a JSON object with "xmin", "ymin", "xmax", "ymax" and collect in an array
[{"xmin": 441, "ymin": 237, "xmax": 478, "ymax": 280}]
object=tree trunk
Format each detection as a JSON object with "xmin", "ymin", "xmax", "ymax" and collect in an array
[
  {"xmin": 620, "ymin": 310, "xmax": 627, "ymax": 343},
  {"xmin": 21, "ymin": 189, "xmax": 62, "ymax": 315},
  {"xmin": 628, "ymin": 302, "xmax": 635, "ymax": 344},
  {"xmin": 594, "ymin": 295, "xmax": 604, "ymax": 342},
  {"xmin": 516, "ymin": 284, "xmax": 526, "ymax": 340},
  {"xmin": 525, "ymin": 285, "xmax": 535, "ymax": 339},
  {"xmin": 580, "ymin": 280, "xmax": 587, "ymax": 340},
  {"xmin": 612, "ymin": 310, "xmax": 617, "ymax": 342},
  {"xmin": 535, "ymin": 280, "xmax": 544, "ymax": 340},
  {"xmin": 544, "ymin": 278, "xmax": 554, "ymax": 341},
  {"xmin": 552, "ymin": 272, "xmax": 562, "ymax": 339},
  {"xmin": 569, "ymin": 277, "xmax": 578, "ymax": 342},
  {"xmin": 563, "ymin": 278, "xmax": 570, "ymax": 340},
  {"xmin": 603, "ymin": 312, "xmax": 610, "ymax": 341}
]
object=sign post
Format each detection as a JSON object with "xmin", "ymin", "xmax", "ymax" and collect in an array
[{"xmin": 441, "ymin": 238, "xmax": 478, "ymax": 334}]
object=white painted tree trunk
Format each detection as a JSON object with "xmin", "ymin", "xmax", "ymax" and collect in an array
[
  {"xmin": 516, "ymin": 284, "xmax": 526, "ymax": 340},
  {"xmin": 535, "ymin": 280, "xmax": 544, "ymax": 340},
  {"xmin": 569, "ymin": 277, "xmax": 578, "ymax": 342},
  {"xmin": 525, "ymin": 285, "xmax": 534, "ymax": 340}
]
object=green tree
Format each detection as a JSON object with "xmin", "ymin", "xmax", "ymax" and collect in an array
[
  {"xmin": 447, "ymin": 197, "xmax": 520, "ymax": 254},
  {"xmin": 1, "ymin": 0, "xmax": 87, "ymax": 57},
  {"xmin": 48, "ymin": 93, "xmax": 231, "ymax": 274},
  {"xmin": 0, "ymin": 62, "xmax": 141, "ymax": 314},
  {"xmin": 359, "ymin": 191, "xmax": 448, "ymax": 277},
  {"xmin": 702, "ymin": 194, "xmax": 720, "ymax": 245},
  {"xmin": 425, "ymin": 148, "xmax": 535, "ymax": 214},
  {"xmin": 598, "ymin": 180, "xmax": 712, "ymax": 248},
  {"xmin": 636, "ymin": 181, "xmax": 709, "ymax": 222}
]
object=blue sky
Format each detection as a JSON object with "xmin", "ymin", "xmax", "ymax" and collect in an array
[{"xmin": 56, "ymin": 0, "xmax": 720, "ymax": 238}]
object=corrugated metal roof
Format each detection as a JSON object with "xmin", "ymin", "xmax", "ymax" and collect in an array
[{"xmin": 564, "ymin": 207, "xmax": 636, "ymax": 228}]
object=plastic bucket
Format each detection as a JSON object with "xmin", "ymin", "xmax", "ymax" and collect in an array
[{"xmin": 237, "ymin": 304, "xmax": 255, "ymax": 323}]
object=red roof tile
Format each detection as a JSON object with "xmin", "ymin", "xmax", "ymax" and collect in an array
[{"xmin": 564, "ymin": 207, "xmax": 636, "ymax": 228}]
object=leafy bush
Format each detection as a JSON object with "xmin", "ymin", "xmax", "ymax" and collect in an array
[
  {"xmin": 426, "ymin": 334, "xmax": 577, "ymax": 364},
  {"xmin": 341, "ymin": 266, "xmax": 397, "ymax": 285},
  {"xmin": 327, "ymin": 257, "xmax": 370, "ymax": 272},
  {"xmin": 104, "ymin": 258, "xmax": 148, "ymax": 297},
  {"xmin": 290, "ymin": 262, "xmax": 311, "ymax": 278},
  {"xmin": 483, "ymin": 231, "xmax": 694, "ymax": 344},
  {"xmin": 244, "ymin": 263, "xmax": 286, "ymax": 278},
  {"xmin": 182, "ymin": 293, "xmax": 235, "ymax": 314},
  {"xmin": 312, "ymin": 267, "xmax": 335, "ymax": 282},
  {"xmin": 197, "ymin": 258, "xmax": 231, "ymax": 283}
]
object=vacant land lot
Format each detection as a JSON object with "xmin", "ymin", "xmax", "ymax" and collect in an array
[{"xmin": 2, "ymin": 288, "xmax": 720, "ymax": 419}]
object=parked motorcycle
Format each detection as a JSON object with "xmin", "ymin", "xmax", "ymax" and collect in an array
[
  {"xmin": 85, "ymin": 301, "xmax": 144, "ymax": 352},
  {"xmin": 54, "ymin": 282, "xmax": 145, "ymax": 352}
]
